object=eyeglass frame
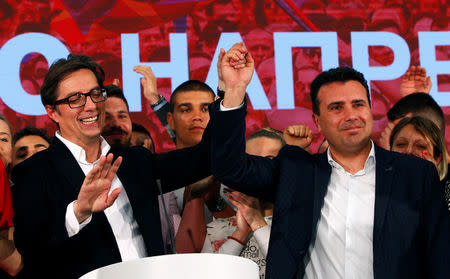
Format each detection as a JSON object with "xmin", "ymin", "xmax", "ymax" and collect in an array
[{"xmin": 53, "ymin": 87, "xmax": 107, "ymax": 109}]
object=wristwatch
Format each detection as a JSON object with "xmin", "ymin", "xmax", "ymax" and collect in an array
[
  {"xmin": 150, "ymin": 94, "xmax": 165, "ymax": 109},
  {"xmin": 209, "ymin": 196, "xmax": 227, "ymax": 212}
]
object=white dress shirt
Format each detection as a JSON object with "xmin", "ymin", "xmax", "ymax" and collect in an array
[
  {"xmin": 304, "ymin": 142, "xmax": 376, "ymax": 279},
  {"xmin": 59, "ymin": 132, "xmax": 147, "ymax": 261}
]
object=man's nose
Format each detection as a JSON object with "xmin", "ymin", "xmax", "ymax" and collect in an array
[{"xmin": 84, "ymin": 95, "xmax": 97, "ymax": 110}]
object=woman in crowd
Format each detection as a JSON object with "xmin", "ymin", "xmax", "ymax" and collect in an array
[
  {"xmin": 389, "ymin": 116, "xmax": 449, "ymax": 209},
  {"xmin": 0, "ymin": 115, "xmax": 22, "ymax": 276}
]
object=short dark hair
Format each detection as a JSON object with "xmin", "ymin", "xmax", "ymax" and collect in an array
[
  {"xmin": 310, "ymin": 67, "xmax": 370, "ymax": 115},
  {"xmin": 13, "ymin": 126, "xmax": 51, "ymax": 146},
  {"xmin": 169, "ymin": 80, "xmax": 215, "ymax": 113},
  {"xmin": 387, "ymin": 92, "xmax": 444, "ymax": 134},
  {"xmin": 40, "ymin": 54, "xmax": 105, "ymax": 107},
  {"xmin": 132, "ymin": 123, "xmax": 151, "ymax": 137},
  {"xmin": 132, "ymin": 123, "xmax": 155, "ymax": 153},
  {"xmin": 246, "ymin": 127, "xmax": 286, "ymax": 146},
  {"xmin": 104, "ymin": 84, "xmax": 129, "ymax": 111}
]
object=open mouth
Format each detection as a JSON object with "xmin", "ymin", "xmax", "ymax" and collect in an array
[{"xmin": 80, "ymin": 115, "xmax": 98, "ymax": 125}]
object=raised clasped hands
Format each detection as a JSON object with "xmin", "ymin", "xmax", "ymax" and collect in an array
[
  {"xmin": 74, "ymin": 153, "xmax": 123, "ymax": 223},
  {"xmin": 226, "ymin": 190, "xmax": 266, "ymax": 232},
  {"xmin": 220, "ymin": 42, "xmax": 255, "ymax": 108}
]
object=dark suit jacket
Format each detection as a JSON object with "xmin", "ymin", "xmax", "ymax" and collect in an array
[
  {"xmin": 12, "ymin": 136, "xmax": 210, "ymax": 279},
  {"xmin": 210, "ymin": 101, "xmax": 449, "ymax": 279}
]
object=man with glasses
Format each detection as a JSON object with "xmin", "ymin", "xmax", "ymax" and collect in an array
[{"xmin": 12, "ymin": 54, "xmax": 211, "ymax": 278}]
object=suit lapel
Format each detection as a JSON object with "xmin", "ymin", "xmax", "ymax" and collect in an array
[
  {"xmin": 311, "ymin": 152, "xmax": 331, "ymax": 238},
  {"xmin": 48, "ymin": 137, "xmax": 86, "ymax": 195},
  {"xmin": 373, "ymin": 146, "xmax": 394, "ymax": 246}
]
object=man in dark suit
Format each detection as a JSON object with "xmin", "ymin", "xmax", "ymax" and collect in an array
[
  {"xmin": 12, "ymin": 54, "xmax": 211, "ymax": 278},
  {"xmin": 209, "ymin": 43, "xmax": 449, "ymax": 279}
]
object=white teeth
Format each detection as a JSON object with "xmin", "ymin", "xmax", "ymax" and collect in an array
[{"xmin": 81, "ymin": 116, "xmax": 98, "ymax": 124}]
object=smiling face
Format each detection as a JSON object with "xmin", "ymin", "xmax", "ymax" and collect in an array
[
  {"xmin": 391, "ymin": 124, "xmax": 440, "ymax": 168},
  {"xmin": 167, "ymin": 90, "xmax": 214, "ymax": 149},
  {"xmin": 313, "ymin": 80, "xmax": 373, "ymax": 156},
  {"xmin": 102, "ymin": 97, "xmax": 132, "ymax": 148},
  {"xmin": 45, "ymin": 69, "xmax": 104, "ymax": 148}
]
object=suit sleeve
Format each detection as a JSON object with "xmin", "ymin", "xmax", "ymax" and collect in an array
[
  {"xmin": 422, "ymin": 163, "xmax": 450, "ymax": 278},
  {"xmin": 208, "ymin": 99, "xmax": 278, "ymax": 201}
]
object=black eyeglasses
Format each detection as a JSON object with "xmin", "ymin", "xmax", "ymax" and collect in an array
[{"xmin": 54, "ymin": 88, "xmax": 107, "ymax": 109}]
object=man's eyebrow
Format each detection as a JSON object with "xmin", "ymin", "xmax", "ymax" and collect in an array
[
  {"xmin": 34, "ymin": 144, "xmax": 48, "ymax": 148},
  {"xmin": 16, "ymin": 146, "xmax": 28, "ymax": 152},
  {"xmin": 178, "ymin": 103, "xmax": 192, "ymax": 107},
  {"xmin": 327, "ymin": 101, "xmax": 344, "ymax": 108},
  {"xmin": 352, "ymin": 99, "xmax": 367, "ymax": 104},
  {"xmin": 0, "ymin": 132, "xmax": 9, "ymax": 136}
]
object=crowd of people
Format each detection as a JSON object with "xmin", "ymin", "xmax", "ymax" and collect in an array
[{"xmin": 0, "ymin": 40, "xmax": 447, "ymax": 279}]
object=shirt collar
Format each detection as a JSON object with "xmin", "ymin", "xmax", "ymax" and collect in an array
[
  {"xmin": 55, "ymin": 131, "xmax": 111, "ymax": 165},
  {"xmin": 327, "ymin": 141, "xmax": 376, "ymax": 174}
]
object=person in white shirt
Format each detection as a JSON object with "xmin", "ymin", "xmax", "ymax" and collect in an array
[
  {"xmin": 12, "ymin": 54, "xmax": 211, "ymax": 279},
  {"xmin": 208, "ymin": 43, "xmax": 449, "ymax": 279}
]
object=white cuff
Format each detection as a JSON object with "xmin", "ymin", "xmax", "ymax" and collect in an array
[
  {"xmin": 219, "ymin": 100, "xmax": 244, "ymax": 111},
  {"xmin": 65, "ymin": 201, "xmax": 92, "ymax": 237},
  {"xmin": 218, "ymin": 238, "xmax": 245, "ymax": 256},
  {"xmin": 253, "ymin": 225, "xmax": 271, "ymax": 257}
]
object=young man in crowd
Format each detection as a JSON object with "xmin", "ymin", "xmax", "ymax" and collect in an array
[
  {"xmin": 12, "ymin": 54, "xmax": 211, "ymax": 278},
  {"xmin": 11, "ymin": 126, "xmax": 50, "ymax": 168},
  {"xmin": 209, "ymin": 43, "xmax": 449, "ymax": 279}
]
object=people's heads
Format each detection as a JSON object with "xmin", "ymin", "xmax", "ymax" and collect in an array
[
  {"xmin": 387, "ymin": 92, "xmax": 445, "ymax": 136},
  {"xmin": 246, "ymin": 127, "xmax": 285, "ymax": 159},
  {"xmin": 102, "ymin": 85, "xmax": 132, "ymax": 148},
  {"xmin": 12, "ymin": 126, "xmax": 50, "ymax": 167},
  {"xmin": 294, "ymin": 66, "xmax": 321, "ymax": 109},
  {"xmin": 0, "ymin": 115, "xmax": 12, "ymax": 169},
  {"xmin": 310, "ymin": 67, "xmax": 373, "ymax": 155},
  {"xmin": 131, "ymin": 123, "xmax": 155, "ymax": 153},
  {"xmin": 244, "ymin": 29, "xmax": 272, "ymax": 65},
  {"xmin": 390, "ymin": 116, "xmax": 447, "ymax": 180},
  {"xmin": 41, "ymin": 54, "xmax": 107, "ymax": 148},
  {"xmin": 293, "ymin": 47, "xmax": 321, "ymax": 70},
  {"xmin": 168, "ymin": 80, "xmax": 215, "ymax": 149}
]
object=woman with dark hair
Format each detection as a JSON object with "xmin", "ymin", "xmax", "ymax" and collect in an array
[{"xmin": 390, "ymin": 116, "xmax": 449, "ymax": 209}]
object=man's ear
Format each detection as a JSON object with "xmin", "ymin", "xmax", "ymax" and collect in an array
[
  {"xmin": 167, "ymin": 112, "xmax": 175, "ymax": 130},
  {"xmin": 312, "ymin": 113, "xmax": 321, "ymax": 132},
  {"xmin": 45, "ymin": 105, "xmax": 59, "ymax": 125}
]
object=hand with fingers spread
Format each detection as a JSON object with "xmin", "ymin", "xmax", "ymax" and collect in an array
[
  {"xmin": 73, "ymin": 154, "xmax": 123, "ymax": 223},
  {"xmin": 133, "ymin": 65, "xmax": 160, "ymax": 104},
  {"xmin": 221, "ymin": 42, "xmax": 255, "ymax": 108},
  {"xmin": 400, "ymin": 66, "xmax": 432, "ymax": 97},
  {"xmin": 283, "ymin": 125, "xmax": 313, "ymax": 149},
  {"xmin": 226, "ymin": 191, "xmax": 266, "ymax": 232}
]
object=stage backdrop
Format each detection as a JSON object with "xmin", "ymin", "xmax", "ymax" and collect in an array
[{"xmin": 0, "ymin": 0, "xmax": 448, "ymax": 152}]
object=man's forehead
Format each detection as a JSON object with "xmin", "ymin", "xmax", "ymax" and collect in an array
[
  {"xmin": 57, "ymin": 69, "xmax": 99, "ymax": 96},
  {"xmin": 174, "ymin": 90, "xmax": 214, "ymax": 105},
  {"xmin": 318, "ymin": 80, "xmax": 368, "ymax": 104},
  {"xmin": 105, "ymin": 97, "xmax": 129, "ymax": 113}
]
